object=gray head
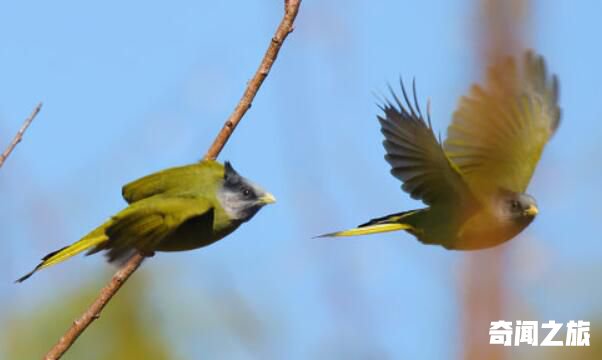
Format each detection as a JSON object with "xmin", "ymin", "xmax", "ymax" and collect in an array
[
  {"xmin": 498, "ymin": 190, "xmax": 539, "ymax": 224},
  {"xmin": 217, "ymin": 161, "xmax": 276, "ymax": 222}
]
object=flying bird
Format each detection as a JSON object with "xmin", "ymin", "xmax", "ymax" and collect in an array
[
  {"xmin": 17, "ymin": 160, "xmax": 276, "ymax": 282},
  {"xmin": 319, "ymin": 51, "xmax": 560, "ymax": 250}
]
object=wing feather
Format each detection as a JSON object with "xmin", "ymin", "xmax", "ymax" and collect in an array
[
  {"xmin": 379, "ymin": 80, "xmax": 474, "ymax": 205},
  {"xmin": 122, "ymin": 161, "xmax": 222, "ymax": 204},
  {"xmin": 444, "ymin": 51, "xmax": 560, "ymax": 195},
  {"xmin": 90, "ymin": 195, "xmax": 213, "ymax": 262}
]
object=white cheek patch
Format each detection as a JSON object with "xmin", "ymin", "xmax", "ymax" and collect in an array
[
  {"xmin": 218, "ymin": 176, "xmax": 267, "ymax": 222},
  {"xmin": 217, "ymin": 188, "xmax": 244, "ymax": 220}
]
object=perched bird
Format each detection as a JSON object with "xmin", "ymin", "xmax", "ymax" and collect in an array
[
  {"xmin": 17, "ymin": 160, "xmax": 275, "ymax": 282},
  {"xmin": 319, "ymin": 51, "xmax": 560, "ymax": 250}
]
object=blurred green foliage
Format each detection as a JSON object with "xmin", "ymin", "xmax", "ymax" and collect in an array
[{"xmin": 1, "ymin": 276, "xmax": 179, "ymax": 360}]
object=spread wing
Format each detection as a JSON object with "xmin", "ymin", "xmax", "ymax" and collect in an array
[
  {"xmin": 444, "ymin": 51, "xmax": 561, "ymax": 195},
  {"xmin": 90, "ymin": 195, "xmax": 213, "ymax": 262},
  {"xmin": 379, "ymin": 81, "xmax": 474, "ymax": 205}
]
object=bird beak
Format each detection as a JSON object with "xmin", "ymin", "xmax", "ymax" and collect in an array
[
  {"xmin": 524, "ymin": 204, "xmax": 538, "ymax": 217},
  {"xmin": 259, "ymin": 192, "xmax": 276, "ymax": 205}
]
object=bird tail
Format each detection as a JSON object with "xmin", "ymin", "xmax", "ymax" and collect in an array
[
  {"xmin": 16, "ymin": 224, "xmax": 109, "ymax": 283},
  {"xmin": 316, "ymin": 209, "xmax": 422, "ymax": 237}
]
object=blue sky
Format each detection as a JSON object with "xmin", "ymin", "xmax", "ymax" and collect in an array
[{"xmin": 1, "ymin": 1, "xmax": 600, "ymax": 358}]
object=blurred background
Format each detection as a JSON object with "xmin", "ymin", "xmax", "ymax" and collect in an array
[{"xmin": 0, "ymin": 0, "xmax": 600, "ymax": 359}]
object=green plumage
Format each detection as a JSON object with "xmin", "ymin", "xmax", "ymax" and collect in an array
[
  {"xmin": 18, "ymin": 160, "xmax": 275, "ymax": 282},
  {"xmin": 319, "ymin": 51, "xmax": 559, "ymax": 250}
]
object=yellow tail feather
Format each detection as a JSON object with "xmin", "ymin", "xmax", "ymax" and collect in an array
[
  {"xmin": 16, "ymin": 227, "xmax": 108, "ymax": 283},
  {"xmin": 317, "ymin": 223, "xmax": 412, "ymax": 237}
]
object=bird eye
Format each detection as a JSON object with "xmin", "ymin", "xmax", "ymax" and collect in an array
[
  {"xmin": 242, "ymin": 188, "xmax": 251, "ymax": 197},
  {"xmin": 511, "ymin": 200, "xmax": 520, "ymax": 209}
]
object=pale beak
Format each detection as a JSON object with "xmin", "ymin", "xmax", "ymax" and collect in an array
[
  {"xmin": 259, "ymin": 192, "xmax": 276, "ymax": 204},
  {"xmin": 524, "ymin": 204, "xmax": 538, "ymax": 217}
]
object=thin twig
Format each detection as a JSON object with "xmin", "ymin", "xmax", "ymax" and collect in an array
[
  {"xmin": 43, "ymin": 1, "xmax": 301, "ymax": 359},
  {"xmin": 0, "ymin": 103, "xmax": 42, "ymax": 169},
  {"xmin": 204, "ymin": 0, "xmax": 301, "ymax": 160}
]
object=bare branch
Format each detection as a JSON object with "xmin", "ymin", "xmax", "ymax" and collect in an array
[
  {"xmin": 43, "ymin": 1, "xmax": 301, "ymax": 359},
  {"xmin": 204, "ymin": 0, "xmax": 301, "ymax": 160},
  {"xmin": 43, "ymin": 254, "xmax": 144, "ymax": 360},
  {"xmin": 0, "ymin": 103, "xmax": 42, "ymax": 169}
]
